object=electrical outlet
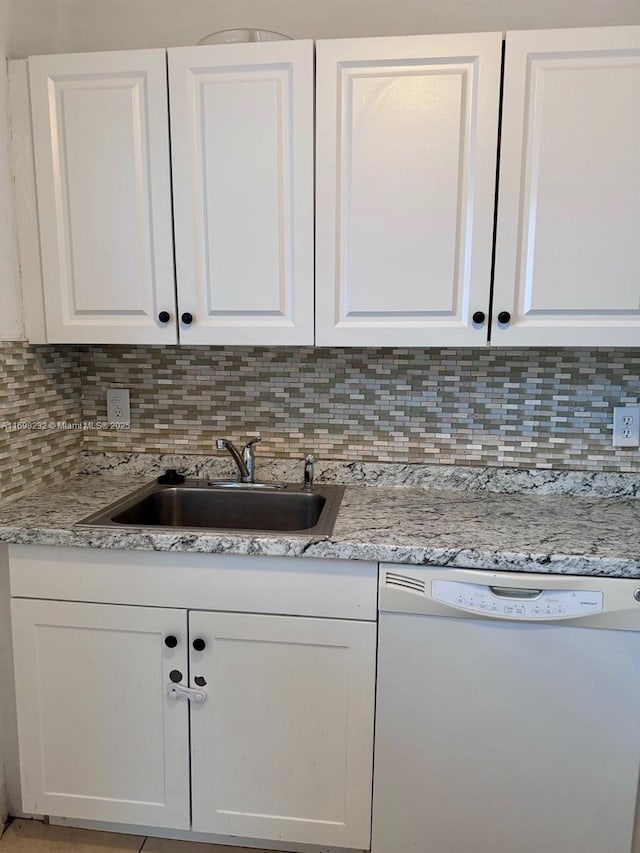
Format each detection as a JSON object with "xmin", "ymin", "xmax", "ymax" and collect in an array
[
  {"xmin": 613, "ymin": 406, "xmax": 640, "ymax": 447},
  {"xmin": 106, "ymin": 388, "xmax": 130, "ymax": 426}
]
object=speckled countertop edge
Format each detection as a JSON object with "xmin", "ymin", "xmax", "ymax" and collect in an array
[{"xmin": 0, "ymin": 468, "xmax": 639, "ymax": 578}]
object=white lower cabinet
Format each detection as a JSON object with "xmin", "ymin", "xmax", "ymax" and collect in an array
[
  {"xmin": 11, "ymin": 600, "xmax": 190, "ymax": 828},
  {"xmin": 9, "ymin": 549, "xmax": 378, "ymax": 850},
  {"xmin": 189, "ymin": 611, "xmax": 376, "ymax": 848}
]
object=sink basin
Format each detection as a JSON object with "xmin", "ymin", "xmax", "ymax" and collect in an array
[{"xmin": 77, "ymin": 481, "xmax": 345, "ymax": 537}]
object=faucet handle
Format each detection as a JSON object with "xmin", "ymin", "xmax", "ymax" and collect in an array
[
  {"xmin": 244, "ymin": 437, "xmax": 262, "ymax": 450},
  {"xmin": 303, "ymin": 454, "xmax": 315, "ymax": 489}
]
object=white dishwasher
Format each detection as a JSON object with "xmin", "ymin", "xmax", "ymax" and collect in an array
[{"xmin": 372, "ymin": 565, "xmax": 640, "ymax": 853}]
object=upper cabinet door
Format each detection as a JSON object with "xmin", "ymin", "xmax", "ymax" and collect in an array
[
  {"xmin": 29, "ymin": 50, "xmax": 177, "ymax": 344},
  {"xmin": 169, "ymin": 41, "xmax": 314, "ymax": 345},
  {"xmin": 493, "ymin": 26, "xmax": 640, "ymax": 346},
  {"xmin": 315, "ymin": 33, "xmax": 502, "ymax": 347}
]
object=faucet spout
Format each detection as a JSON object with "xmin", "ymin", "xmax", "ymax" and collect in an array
[
  {"xmin": 216, "ymin": 437, "xmax": 262, "ymax": 483},
  {"xmin": 216, "ymin": 439, "xmax": 250, "ymax": 482}
]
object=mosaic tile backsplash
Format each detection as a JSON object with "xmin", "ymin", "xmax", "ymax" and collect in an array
[
  {"xmin": 75, "ymin": 346, "xmax": 640, "ymax": 473},
  {"xmin": 0, "ymin": 341, "xmax": 83, "ymax": 503},
  {"xmin": 2, "ymin": 342, "xmax": 639, "ymax": 505}
]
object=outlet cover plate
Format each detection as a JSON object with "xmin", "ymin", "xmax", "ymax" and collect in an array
[
  {"xmin": 106, "ymin": 388, "xmax": 130, "ymax": 426},
  {"xmin": 613, "ymin": 406, "xmax": 640, "ymax": 447}
]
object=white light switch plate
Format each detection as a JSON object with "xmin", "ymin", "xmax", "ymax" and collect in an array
[
  {"xmin": 106, "ymin": 388, "xmax": 130, "ymax": 426},
  {"xmin": 613, "ymin": 406, "xmax": 640, "ymax": 447}
]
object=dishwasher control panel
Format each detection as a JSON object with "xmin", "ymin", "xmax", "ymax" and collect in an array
[{"xmin": 432, "ymin": 580, "xmax": 604, "ymax": 619}]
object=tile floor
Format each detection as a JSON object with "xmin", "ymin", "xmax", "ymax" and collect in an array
[{"xmin": 0, "ymin": 820, "xmax": 272, "ymax": 853}]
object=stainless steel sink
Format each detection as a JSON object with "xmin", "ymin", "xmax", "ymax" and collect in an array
[{"xmin": 77, "ymin": 480, "xmax": 345, "ymax": 537}]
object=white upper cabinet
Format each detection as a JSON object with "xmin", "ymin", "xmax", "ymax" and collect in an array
[
  {"xmin": 29, "ymin": 50, "xmax": 177, "ymax": 344},
  {"xmin": 169, "ymin": 41, "xmax": 314, "ymax": 345},
  {"xmin": 493, "ymin": 26, "xmax": 640, "ymax": 346},
  {"xmin": 315, "ymin": 33, "xmax": 502, "ymax": 347},
  {"xmin": 24, "ymin": 27, "xmax": 640, "ymax": 349}
]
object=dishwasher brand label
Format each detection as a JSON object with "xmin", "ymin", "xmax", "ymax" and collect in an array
[{"xmin": 431, "ymin": 580, "xmax": 604, "ymax": 620}]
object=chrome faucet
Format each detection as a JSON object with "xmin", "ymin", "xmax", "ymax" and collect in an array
[{"xmin": 216, "ymin": 437, "xmax": 261, "ymax": 483}]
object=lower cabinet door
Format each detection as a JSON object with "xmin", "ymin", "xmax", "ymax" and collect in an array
[
  {"xmin": 11, "ymin": 599, "xmax": 190, "ymax": 828},
  {"xmin": 189, "ymin": 611, "xmax": 377, "ymax": 849}
]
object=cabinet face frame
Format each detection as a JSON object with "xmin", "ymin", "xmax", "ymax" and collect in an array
[
  {"xmin": 315, "ymin": 32, "xmax": 502, "ymax": 347},
  {"xmin": 9, "ymin": 546, "xmax": 378, "ymax": 621},
  {"xmin": 29, "ymin": 49, "xmax": 177, "ymax": 344},
  {"xmin": 9, "ymin": 60, "xmax": 47, "ymax": 344},
  {"xmin": 493, "ymin": 25, "xmax": 640, "ymax": 346},
  {"xmin": 169, "ymin": 40, "xmax": 315, "ymax": 345},
  {"xmin": 11, "ymin": 599, "xmax": 190, "ymax": 828}
]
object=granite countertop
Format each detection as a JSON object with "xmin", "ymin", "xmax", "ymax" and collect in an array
[{"xmin": 0, "ymin": 466, "xmax": 639, "ymax": 577}]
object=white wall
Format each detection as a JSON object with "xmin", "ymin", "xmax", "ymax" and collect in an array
[
  {"xmin": 5, "ymin": 0, "xmax": 61, "ymax": 58},
  {"xmin": 20, "ymin": 0, "xmax": 640, "ymax": 55}
]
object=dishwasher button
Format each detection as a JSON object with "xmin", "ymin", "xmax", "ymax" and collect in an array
[{"xmin": 514, "ymin": 606, "xmax": 526, "ymax": 616}]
